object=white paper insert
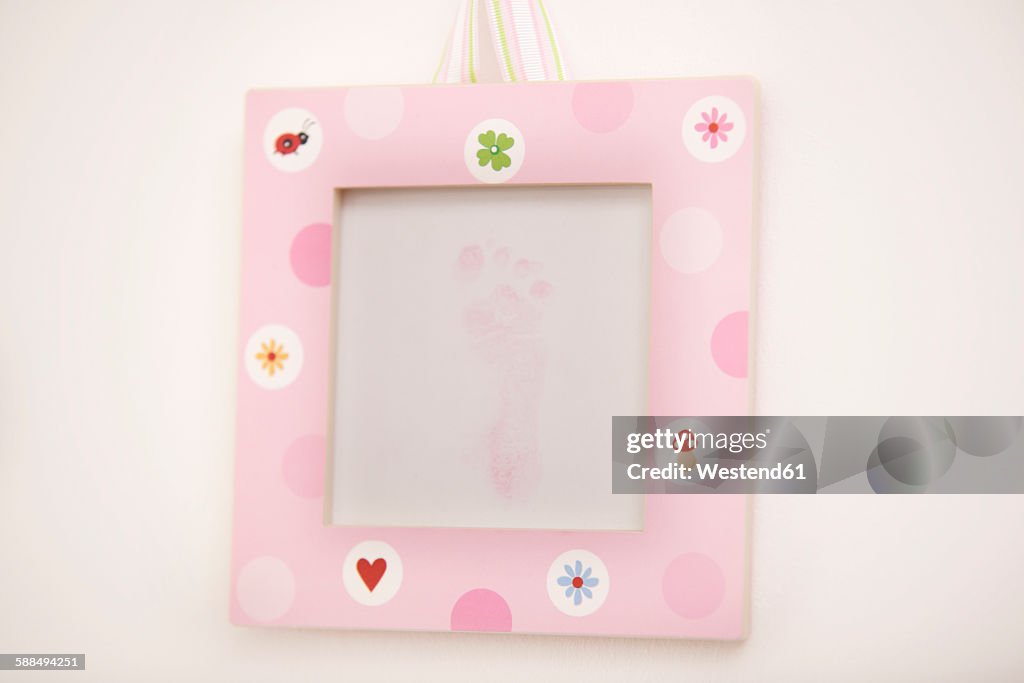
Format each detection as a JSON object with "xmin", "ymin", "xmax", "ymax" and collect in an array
[{"xmin": 331, "ymin": 185, "xmax": 649, "ymax": 530}]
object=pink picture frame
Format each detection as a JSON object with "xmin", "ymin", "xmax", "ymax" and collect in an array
[{"xmin": 232, "ymin": 77, "xmax": 756, "ymax": 638}]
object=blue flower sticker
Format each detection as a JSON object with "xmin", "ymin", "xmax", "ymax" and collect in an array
[{"xmin": 557, "ymin": 559, "xmax": 600, "ymax": 606}]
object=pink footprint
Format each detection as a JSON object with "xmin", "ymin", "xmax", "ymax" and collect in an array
[{"xmin": 456, "ymin": 244, "xmax": 553, "ymax": 498}]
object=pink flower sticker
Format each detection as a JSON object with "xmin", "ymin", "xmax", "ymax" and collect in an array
[
  {"xmin": 694, "ymin": 107, "xmax": 734, "ymax": 149},
  {"xmin": 681, "ymin": 95, "xmax": 747, "ymax": 163}
]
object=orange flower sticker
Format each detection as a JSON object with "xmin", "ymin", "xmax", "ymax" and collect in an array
[{"xmin": 255, "ymin": 339, "xmax": 289, "ymax": 376}]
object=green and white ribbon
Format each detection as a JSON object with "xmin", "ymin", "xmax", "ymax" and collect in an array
[{"xmin": 434, "ymin": 0, "xmax": 568, "ymax": 83}]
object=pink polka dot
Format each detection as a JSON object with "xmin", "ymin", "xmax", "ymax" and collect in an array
[
  {"xmin": 289, "ymin": 223, "xmax": 331, "ymax": 287},
  {"xmin": 236, "ymin": 556, "xmax": 295, "ymax": 622},
  {"xmin": 571, "ymin": 82, "xmax": 634, "ymax": 133},
  {"xmin": 450, "ymin": 589, "xmax": 512, "ymax": 632},
  {"xmin": 282, "ymin": 435, "xmax": 326, "ymax": 499},
  {"xmin": 662, "ymin": 553, "xmax": 725, "ymax": 619},
  {"xmin": 711, "ymin": 310, "xmax": 749, "ymax": 378}
]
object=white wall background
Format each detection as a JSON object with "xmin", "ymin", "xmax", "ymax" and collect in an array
[{"xmin": 1, "ymin": 1, "xmax": 1022, "ymax": 680}]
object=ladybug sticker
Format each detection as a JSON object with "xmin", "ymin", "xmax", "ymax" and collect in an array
[
  {"xmin": 263, "ymin": 108, "xmax": 322, "ymax": 172},
  {"xmin": 275, "ymin": 119, "xmax": 316, "ymax": 156}
]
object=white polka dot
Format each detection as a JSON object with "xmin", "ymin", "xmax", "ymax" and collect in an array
[
  {"xmin": 263, "ymin": 108, "xmax": 323, "ymax": 172},
  {"xmin": 343, "ymin": 87, "xmax": 404, "ymax": 140},
  {"xmin": 236, "ymin": 556, "xmax": 296, "ymax": 622},
  {"xmin": 244, "ymin": 324, "xmax": 304, "ymax": 390},
  {"xmin": 464, "ymin": 119, "xmax": 525, "ymax": 184},
  {"xmin": 659, "ymin": 207, "xmax": 723, "ymax": 274},
  {"xmin": 681, "ymin": 95, "xmax": 747, "ymax": 164}
]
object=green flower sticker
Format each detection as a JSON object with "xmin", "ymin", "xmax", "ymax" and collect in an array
[{"xmin": 476, "ymin": 130, "xmax": 515, "ymax": 171}]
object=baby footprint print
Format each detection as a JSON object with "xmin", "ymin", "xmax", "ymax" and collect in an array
[{"xmin": 454, "ymin": 243, "xmax": 553, "ymax": 498}]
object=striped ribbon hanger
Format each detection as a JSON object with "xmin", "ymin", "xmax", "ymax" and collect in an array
[{"xmin": 433, "ymin": 0, "xmax": 568, "ymax": 83}]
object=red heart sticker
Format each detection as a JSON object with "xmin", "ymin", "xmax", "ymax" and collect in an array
[{"xmin": 356, "ymin": 558, "xmax": 387, "ymax": 592}]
